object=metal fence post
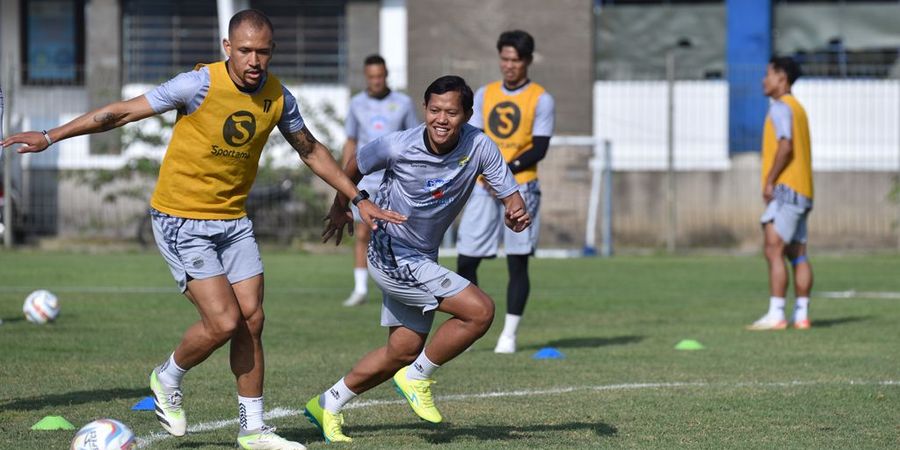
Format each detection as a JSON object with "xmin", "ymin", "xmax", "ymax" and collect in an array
[
  {"xmin": 1, "ymin": 75, "xmax": 11, "ymax": 249},
  {"xmin": 666, "ymin": 49, "xmax": 677, "ymax": 253},
  {"xmin": 601, "ymin": 140, "xmax": 613, "ymax": 258}
]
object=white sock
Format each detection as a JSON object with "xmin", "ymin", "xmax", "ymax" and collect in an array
[
  {"xmin": 353, "ymin": 268, "xmax": 368, "ymax": 294},
  {"xmin": 500, "ymin": 314, "xmax": 521, "ymax": 338},
  {"xmin": 238, "ymin": 395, "xmax": 265, "ymax": 431},
  {"xmin": 407, "ymin": 351, "xmax": 441, "ymax": 381},
  {"xmin": 157, "ymin": 353, "xmax": 186, "ymax": 390},
  {"xmin": 320, "ymin": 378, "xmax": 357, "ymax": 413},
  {"xmin": 767, "ymin": 297, "xmax": 786, "ymax": 319},
  {"xmin": 794, "ymin": 297, "xmax": 810, "ymax": 321}
]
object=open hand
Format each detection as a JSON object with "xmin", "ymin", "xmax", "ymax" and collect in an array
[
  {"xmin": 2, "ymin": 131, "xmax": 51, "ymax": 154},
  {"xmin": 357, "ymin": 200, "xmax": 406, "ymax": 231},
  {"xmin": 322, "ymin": 202, "xmax": 354, "ymax": 245}
]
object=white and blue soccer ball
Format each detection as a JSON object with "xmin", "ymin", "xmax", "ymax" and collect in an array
[
  {"xmin": 23, "ymin": 289, "xmax": 60, "ymax": 324},
  {"xmin": 70, "ymin": 418, "xmax": 135, "ymax": 450}
]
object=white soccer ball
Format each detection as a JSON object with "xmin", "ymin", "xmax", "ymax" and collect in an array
[
  {"xmin": 23, "ymin": 289, "xmax": 60, "ymax": 324},
  {"xmin": 70, "ymin": 418, "xmax": 135, "ymax": 450}
]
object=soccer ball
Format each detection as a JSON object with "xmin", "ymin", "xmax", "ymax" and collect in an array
[
  {"xmin": 23, "ymin": 289, "xmax": 60, "ymax": 324},
  {"xmin": 70, "ymin": 419, "xmax": 135, "ymax": 450}
]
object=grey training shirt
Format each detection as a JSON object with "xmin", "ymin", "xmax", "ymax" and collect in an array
[{"xmin": 358, "ymin": 123, "xmax": 519, "ymax": 261}]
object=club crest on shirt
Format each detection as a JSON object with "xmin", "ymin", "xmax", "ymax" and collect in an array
[
  {"xmin": 425, "ymin": 178, "xmax": 448, "ymax": 199},
  {"xmin": 458, "ymin": 156, "xmax": 470, "ymax": 167}
]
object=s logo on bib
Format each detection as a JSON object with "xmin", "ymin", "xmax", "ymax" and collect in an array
[
  {"xmin": 488, "ymin": 102, "xmax": 521, "ymax": 138},
  {"xmin": 223, "ymin": 111, "xmax": 257, "ymax": 146}
]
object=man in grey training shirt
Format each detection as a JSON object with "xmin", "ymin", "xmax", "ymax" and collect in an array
[
  {"xmin": 303, "ymin": 76, "xmax": 531, "ymax": 443},
  {"xmin": 341, "ymin": 54, "xmax": 419, "ymax": 307}
]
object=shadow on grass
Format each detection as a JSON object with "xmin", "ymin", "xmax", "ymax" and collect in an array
[
  {"xmin": 1, "ymin": 317, "xmax": 25, "ymax": 324},
  {"xmin": 1, "ymin": 387, "xmax": 147, "ymax": 411},
  {"xmin": 521, "ymin": 335, "xmax": 644, "ymax": 350},
  {"xmin": 301, "ymin": 421, "xmax": 617, "ymax": 443},
  {"xmin": 811, "ymin": 316, "xmax": 870, "ymax": 328},
  {"xmin": 174, "ymin": 439, "xmax": 236, "ymax": 449}
]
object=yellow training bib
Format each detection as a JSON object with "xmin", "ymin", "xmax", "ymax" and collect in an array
[
  {"xmin": 761, "ymin": 94, "xmax": 813, "ymax": 199},
  {"xmin": 151, "ymin": 61, "xmax": 285, "ymax": 219},
  {"xmin": 482, "ymin": 81, "xmax": 545, "ymax": 184}
]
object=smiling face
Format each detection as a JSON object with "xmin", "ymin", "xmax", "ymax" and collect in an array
[
  {"xmin": 499, "ymin": 46, "xmax": 530, "ymax": 87},
  {"xmin": 424, "ymin": 90, "xmax": 471, "ymax": 153},
  {"xmin": 223, "ymin": 22, "xmax": 274, "ymax": 89}
]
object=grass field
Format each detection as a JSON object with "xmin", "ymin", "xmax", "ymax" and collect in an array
[{"xmin": 0, "ymin": 250, "xmax": 898, "ymax": 449}]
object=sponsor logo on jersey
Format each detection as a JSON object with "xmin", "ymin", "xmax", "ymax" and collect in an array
[
  {"xmin": 210, "ymin": 144, "xmax": 250, "ymax": 160},
  {"xmin": 223, "ymin": 110, "xmax": 256, "ymax": 146},
  {"xmin": 488, "ymin": 101, "xmax": 521, "ymax": 138},
  {"xmin": 458, "ymin": 156, "xmax": 470, "ymax": 167}
]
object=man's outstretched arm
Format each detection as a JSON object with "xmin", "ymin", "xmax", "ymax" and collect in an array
[
  {"xmin": 2, "ymin": 96, "xmax": 157, "ymax": 153},
  {"xmin": 284, "ymin": 126, "xmax": 405, "ymax": 244}
]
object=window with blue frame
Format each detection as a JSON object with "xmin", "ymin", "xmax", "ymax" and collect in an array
[{"xmin": 21, "ymin": 0, "xmax": 85, "ymax": 85}]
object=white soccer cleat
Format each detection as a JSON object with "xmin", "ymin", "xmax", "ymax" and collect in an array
[
  {"xmin": 237, "ymin": 425, "xmax": 307, "ymax": 449},
  {"xmin": 746, "ymin": 314, "xmax": 788, "ymax": 331},
  {"xmin": 342, "ymin": 291, "xmax": 367, "ymax": 307},
  {"xmin": 494, "ymin": 334, "xmax": 516, "ymax": 354},
  {"xmin": 150, "ymin": 369, "xmax": 186, "ymax": 436}
]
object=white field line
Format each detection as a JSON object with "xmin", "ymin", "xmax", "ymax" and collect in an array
[
  {"xmin": 0, "ymin": 286, "xmax": 342, "ymax": 295},
  {"xmin": 134, "ymin": 379, "xmax": 899, "ymax": 448},
  {"xmin": 819, "ymin": 290, "xmax": 900, "ymax": 300}
]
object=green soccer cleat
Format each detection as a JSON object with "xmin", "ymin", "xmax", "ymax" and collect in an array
[
  {"xmin": 149, "ymin": 369, "xmax": 186, "ymax": 436},
  {"xmin": 391, "ymin": 366, "xmax": 443, "ymax": 423},
  {"xmin": 237, "ymin": 425, "xmax": 306, "ymax": 449},
  {"xmin": 303, "ymin": 395, "xmax": 352, "ymax": 443}
]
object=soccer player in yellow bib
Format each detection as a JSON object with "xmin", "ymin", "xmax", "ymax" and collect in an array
[
  {"xmin": 456, "ymin": 30, "xmax": 555, "ymax": 353},
  {"xmin": 747, "ymin": 56, "xmax": 814, "ymax": 331},
  {"xmin": 2, "ymin": 9, "xmax": 404, "ymax": 449}
]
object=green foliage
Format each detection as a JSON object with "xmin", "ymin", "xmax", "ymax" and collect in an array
[{"xmin": 0, "ymin": 253, "xmax": 898, "ymax": 449}]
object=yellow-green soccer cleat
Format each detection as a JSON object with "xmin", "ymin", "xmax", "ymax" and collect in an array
[
  {"xmin": 149, "ymin": 369, "xmax": 186, "ymax": 436},
  {"xmin": 391, "ymin": 366, "xmax": 443, "ymax": 423},
  {"xmin": 237, "ymin": 425, "xmax": 306, "ymax": 449},
  {"xmin": 303, "ymin": 395, "xmax": 352, "ymax": 443}
]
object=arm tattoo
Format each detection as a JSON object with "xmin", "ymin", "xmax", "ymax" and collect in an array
[
  {"xmin": 93, "ymin": 112, "xmax": 119, "ymax": 132},
  {"xmin": 286, "ymin": 127, "xmax": 318, "ymax": 159}
]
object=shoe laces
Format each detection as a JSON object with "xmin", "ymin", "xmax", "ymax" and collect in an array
[
  {"xmin": 412, "ymin": 379, "xmax": 437, "ymax": 408},
  {"xmin": 325, "ymin": 411, "xmax": 346, "ymax": 436},
  {"xmin": 258, "ymin": 425, "xmax": 278, "ymax": 439},
  {"xmin": 167, "ymin": 390, "xmax": 183, "ymax": 409}
]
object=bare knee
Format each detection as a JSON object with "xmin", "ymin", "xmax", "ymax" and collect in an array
[
  {"xmin": 468, "ymin": 294, "xmax": 495, "ymax": 335},
  {"xmin": 386, "ymin": 341, "xmax": 421, "ymax": 365},
  {"xmin": 764, "ymin": 241, "xmax": 784, "ymax": 261},
  {"xmin": 207, "ymin": 311, "xmax": 241, "ymax": 343},
  {"xmin": 244, "ymin": 306, "xmax": 265, "ymax": 337}
]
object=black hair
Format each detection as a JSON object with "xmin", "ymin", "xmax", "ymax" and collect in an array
[
  {"xmin": 229, "ymin": 9, "xmax": 274, "ymax": 37},
  {"xmin": 496, "ymin": 30, "xmax": 535, "ymax": 60},
  {"xmin": 769, "ymin": 56, "xmax": 801, "ymax": 85},
  {"xmin": 364, "ymin": 54, "xmax": 386, "ymax": 67},
  {"xmin": 423, "ymin": 75, "xmax": 474, "ymax": 113}
]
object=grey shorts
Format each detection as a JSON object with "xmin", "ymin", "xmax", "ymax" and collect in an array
[
  {"xmin": 760, "ymin": 187, "xmax": 812, "ymax": 244},
  {"xmin": 457, "ymin": 180, "xmax": 541, "ymax": 257},
  {"xmin": 151, "ymin": 209, "xmax": 264, "ymax": 292},
  {"xmin": 367, "ymin": 232, "xmax": 470, "ymax": 334}
]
